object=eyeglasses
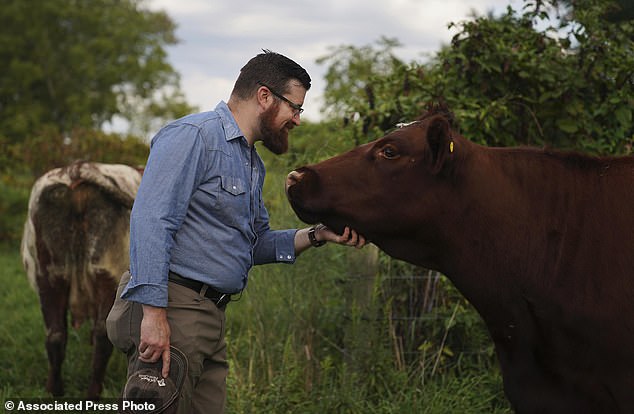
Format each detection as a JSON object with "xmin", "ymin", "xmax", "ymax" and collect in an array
[{"xmin": 258, "ymin": 82, "xmax": 304, "ymax": 116}]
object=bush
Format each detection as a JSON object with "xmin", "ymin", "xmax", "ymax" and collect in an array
[
  {"xmin": 0, "ymin": 179, "xmax": 28, "ymax": 246},
  {"xmin": 16, "ymin": 127, "xmax": 148, "ymax": 178}
]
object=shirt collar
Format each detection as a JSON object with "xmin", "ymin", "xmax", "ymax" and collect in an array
[{"xmin": 215, "ymin": 101, "xmax": 244, "ymax": 142}]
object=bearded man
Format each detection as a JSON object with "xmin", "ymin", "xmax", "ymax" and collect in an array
[{"xmin": 107, "ymin": 50, "xmax": 365, "ymax": 414}]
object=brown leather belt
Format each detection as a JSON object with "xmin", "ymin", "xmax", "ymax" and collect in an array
[{"xmin": 168, "ymin": 271, "xmax": 232, "ymax": 308}]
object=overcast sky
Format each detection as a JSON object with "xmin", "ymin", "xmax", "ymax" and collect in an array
[{"xmin": 147, "ymin": 0, "xmax": 522, "ymax": 123}]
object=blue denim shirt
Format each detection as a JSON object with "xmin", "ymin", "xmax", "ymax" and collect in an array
[{"xmin": 122, "ymin": 101, "xmax": 297, "ymax": 307}]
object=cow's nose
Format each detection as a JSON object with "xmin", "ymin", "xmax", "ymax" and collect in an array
[{"xmin": 286, "ymin": 170, "xmax": 304, "ymax": 190}]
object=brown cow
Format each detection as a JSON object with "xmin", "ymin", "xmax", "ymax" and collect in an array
[
  {"xmin": 21, "ymin": 161, "xmax": 142, "ymax": 398},
  {"xmin": 286, "ymin": 106, "xmax": 634, "ymax": 413}
]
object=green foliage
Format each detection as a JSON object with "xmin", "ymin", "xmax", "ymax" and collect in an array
[
  {"xmin": 320, "ymin": 0, "xmax": 634, "ymax": 155},
  {"xmin": 317, "ymin": 37, "xmax": 417, "ymax": 144},
  {"xmin": 0, "ymin": 181, "xmax": 29, "ymax": 246},
  {"xmin": 604, "ymin": 0, "xmax": 634, "ymax": 21},
  {"xmin": 12, "ymin": 128, "xmax": 149, "ymax": 178},
  {"xmin": 318, "ymin": 37, "xmax": 404, "ymax": 120},
  {"xmin": 224, "ymin": 248, "xmax": 509, "ymax": 413},
  {"xmin": 0, "ymin": 0, "xmax": 195, "ymax": 142},
  {"xmin": 263, "ymin": 119, "xmax": 361, "ymax": 176},
  {"xmin": 439, "ymin": 7, "xmax": 570, "ymax": 147},
  {"xmin": 0, "ymin": 129, "xmax": 148, "ymax": 243}
]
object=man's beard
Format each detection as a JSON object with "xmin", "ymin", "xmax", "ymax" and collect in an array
[{"xmin": 259, "ymin": 104, "xmax": 291, "ymax": 155}]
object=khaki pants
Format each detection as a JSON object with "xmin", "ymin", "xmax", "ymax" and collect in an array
[{"xmin": 107, "ymin": 271, "xmax": 228, "ymax": 414}]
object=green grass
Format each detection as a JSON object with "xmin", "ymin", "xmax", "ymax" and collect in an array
[{"xmin": 0, "ymin": 245, "xmax": 128, "ymax": 401}]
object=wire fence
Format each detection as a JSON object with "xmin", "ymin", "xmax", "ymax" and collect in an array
[{"xmin": 345, "ymin": 255, "xmax": 496, "ymax": 376}]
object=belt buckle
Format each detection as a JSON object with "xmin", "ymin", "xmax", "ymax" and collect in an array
[{"xmin": 216, "ymin": 293, "xmax": 230, "ymax": 308}]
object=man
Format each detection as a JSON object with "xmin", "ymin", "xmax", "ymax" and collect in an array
[{"xmin": 107, "ymin": 50, "xmax": 365, "ymax": 413}]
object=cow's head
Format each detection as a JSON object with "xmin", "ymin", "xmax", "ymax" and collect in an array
[{"xmin": 286, "ymin": 107, "xmax": 468, "ymax": 263}]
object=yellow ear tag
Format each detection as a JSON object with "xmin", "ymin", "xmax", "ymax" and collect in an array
[{"xmin": 450, "ymin": 141, "xmax": 454, "ymax": 153}]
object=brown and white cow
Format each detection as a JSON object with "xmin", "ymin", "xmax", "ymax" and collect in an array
[
  {"xmin": 21, "ymin": 161, "xmax": 142, "ymax": 398},
  {"xmin": 286, "ymin": 105, "xmax": 634, "ymax": 413}
]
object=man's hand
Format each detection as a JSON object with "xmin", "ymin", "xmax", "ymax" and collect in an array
[
  {"xmin": 139, "ymin": 305, "xmax": 171, "ymax": 378},
  {"xmin": 317, "ymin": 225, "xmax": 367, "ymax": 249}
]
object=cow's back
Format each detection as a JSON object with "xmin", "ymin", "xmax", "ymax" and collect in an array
[
  {"xmin": 22, "ymin": 162, "xmax": 141, "ymax": 326},
  {"xmin": 34, "ymin": 181, "xmax": 130, "ymax": 325}
]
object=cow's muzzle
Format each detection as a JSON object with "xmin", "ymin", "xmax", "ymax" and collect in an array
[
  {"xmin": 285, "ymin": 168, "xmax": 323, "ymax": 224},
  {"xmin": 285, "ymin": 170, "xmax": 304, "ymax": 194}
]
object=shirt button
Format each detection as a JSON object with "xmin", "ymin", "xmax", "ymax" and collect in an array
[
  {"xmin": 287, "ymin": 255, "xmax": 292, "ymax": 260},
  {"xmin": 279, "ymin": 255, "xmax": 284, "ymax": 259},
  {"xmin": 232, "ymin": 185, "xmax": 237, "ymax": 190}
]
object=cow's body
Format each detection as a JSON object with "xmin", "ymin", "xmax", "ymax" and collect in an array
[
  {"xmin": 286, "ymin": 107, "xmax": 634, "ymax": 413},
  {"xmin": 21, "ymin": 161, "xmax": 142, "ymax": 398}
]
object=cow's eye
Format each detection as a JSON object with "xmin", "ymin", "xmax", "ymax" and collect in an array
[{"xmin": 381, "ymin": 145, "xmax": 399, "ymax": 159}]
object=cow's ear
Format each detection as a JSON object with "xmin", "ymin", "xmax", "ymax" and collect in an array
[{"xmin": 425, "ymin": 116, "xmax": 453, "ymax": 174}]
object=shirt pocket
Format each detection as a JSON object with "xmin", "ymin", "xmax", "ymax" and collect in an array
[
  {"xmin": 198, "ymin": 180, "xmax": 220, "ymax": 207},
  {"xmin": 197, "ymin": 176, "xmax": 249, "ymax": 229},
  {"xmin": 221, "ymin": 176, "xmax": 246, "ymax": 196},
  {"xmin": 217, "ymin": 176, "xmax": 248, "ymax": 227}
]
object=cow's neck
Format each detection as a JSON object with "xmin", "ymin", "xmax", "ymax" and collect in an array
[
  {"xmin": 438, "ymin": 145, "xmax": 632, "ymax": 317},
  {"xmin": 439, "ymin": 147, "xmax": 566, "ymax": 304},
  {"xmin": 383, "ymin": 144, "xmax": 590, "ymax": 316}
]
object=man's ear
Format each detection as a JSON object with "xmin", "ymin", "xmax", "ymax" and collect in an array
[
  {"xmin": 426, "ymin": 116, "xmax": 453, "ymax": 175},
  {"xmin": 256, "ymin": 85, "xmax": 273, "ymax": 109}
]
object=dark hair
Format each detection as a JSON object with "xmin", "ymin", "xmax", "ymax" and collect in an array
[{"xmin": 231, "ymin": 49, "xmax": 311, "ymax": 100}]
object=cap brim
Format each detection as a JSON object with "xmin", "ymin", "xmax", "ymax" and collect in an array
[
  {"xmin": 130, "ymin": 346, "xmax": 187, "ymax": 391},
  {"xmin": 123, "ymin": 346, "xmax": 188, "ymax": 413}
]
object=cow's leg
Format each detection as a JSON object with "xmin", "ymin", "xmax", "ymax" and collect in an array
[
  {"xmin": 38, "ymin": 274, "xmax": 70, "ymax": 397},
  {"xmin": 86, "ymin": 272, "xmax": 117, "ymax": 399},
  {"xmin": 87, "ymin": 321, "xmax": 113, "ymax": 399}
]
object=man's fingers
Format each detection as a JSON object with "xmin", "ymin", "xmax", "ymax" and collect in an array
[
  {"xmin": 345, "ymin": 228, "xmax": 366, "ymax": 248},
  {"xmin": 332, "ymin": 226, "xmax": 366, "ymax": 248},
  {"xmin": 138, "ymin": 341, "xmax": 152, "ymax": 360},
  {"xmin": 138, "ymin": 346, "xmax": 160, "ymax": 363},
  {"xmin": 347, "ymin": 229, "xmax": 358, "ymax": 245},
  {"xmin": 162, "ymin": 349, "xmax": 171, "ymax": 378},
  {"xmin": 318, "ymin": 225, "xmax": 366, "ymax": 248},
  {"xmin": 137, "ymin": 344, "xmax": 171, "ymax": 378},
  {"xmin": 138, "ymin": 339, "xmax": 168, "ymax": 364},
  {"xmin": 339, "ymin": 226, "xmax": 350, "ymax": 241}
]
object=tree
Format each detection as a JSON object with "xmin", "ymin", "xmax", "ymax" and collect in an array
[
  {"xmin": 320, "ymin": 0, "xmax": 633, "ymax": 155},
  {"xmin": 317, "ymin": 37, "xmax": 411, "ymax": 145},
  {"xmin": 438, "ymin": 0, "xmax": 633, "ymax": 152},
  {"xmin": 0, "ymin": 0, "xmax": 194, "ymax": 142}
]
